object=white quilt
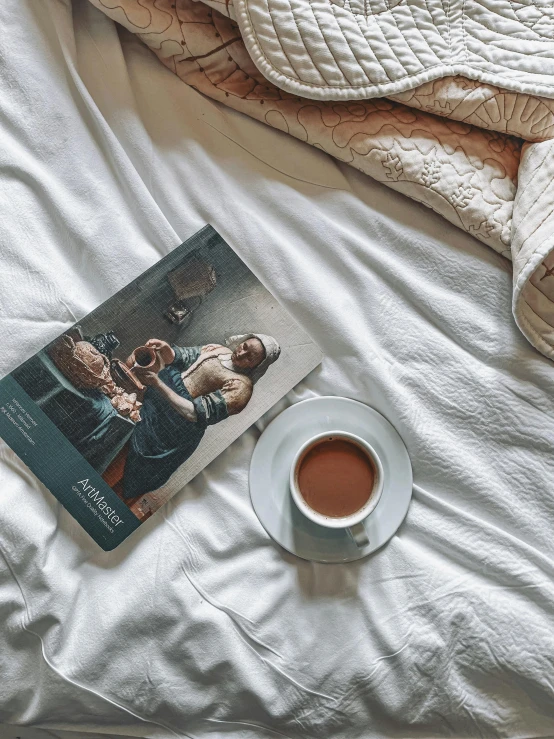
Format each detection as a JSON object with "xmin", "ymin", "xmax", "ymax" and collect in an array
[
  {"xmin": 235, "ymin": 0, "xmax": 554, "ymax": 100},
  {"xmin": 84, "ymin": 0, "xmax": 554, "ymax": 363},
  {"xmin": 2, "ymin": 1, "xmax": 554, "ymax": 738}
]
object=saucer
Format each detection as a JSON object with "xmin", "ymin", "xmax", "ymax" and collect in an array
[{"xmin": 249, "ymin": 396, "xmax": 413, "ymax": 563}]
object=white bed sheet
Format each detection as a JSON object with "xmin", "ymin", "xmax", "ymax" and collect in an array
[{"xmin": 1, "ymin": 1, "xmax": 554, "ymax": 737}]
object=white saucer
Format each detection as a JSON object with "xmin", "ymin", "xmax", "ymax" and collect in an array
[{"xmin": 249, "ymin": 396, "xmax": 413, "ymax": 563}]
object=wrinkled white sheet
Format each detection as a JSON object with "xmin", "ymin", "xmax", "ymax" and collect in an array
[{"xmin": 1, "ymin": 1, "xmax": 554, "ymax": 737}]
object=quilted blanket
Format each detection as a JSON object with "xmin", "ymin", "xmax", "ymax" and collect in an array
[
  {"xmin": 233, "ymin": 0, "xmax": 554, "ymax": 102},
  {"xmin": 88, "ymin": 0, "xmax": 554, "ymax": 361}
]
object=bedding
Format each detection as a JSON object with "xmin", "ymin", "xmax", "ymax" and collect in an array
[
  {"xmin": 389, "ymin": 75, "xmax": 554, "ymax": 143},
  {"xmin": 2, "ymin": 1, "xmax": 554, "ymax": 737},
  {"xmin": 231, "ymin": 0, "xmax": 554, "ymax": 101},
  {"xmin": 88, "ymin": 0, "xmax": 554, "ymax": 363},
  {"xmin": 168, "ymin": 0, "xmax": 554, "ymax": 143}
]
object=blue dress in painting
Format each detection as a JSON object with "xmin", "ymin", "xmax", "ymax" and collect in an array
[{"xmin": 122, "ymin": 345, "xmax": 229, "ymax": 499}]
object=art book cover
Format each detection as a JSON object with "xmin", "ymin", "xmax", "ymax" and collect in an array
[{"xmin": 0, "ymin": 226, "xmax": 322, "ymax": 549}]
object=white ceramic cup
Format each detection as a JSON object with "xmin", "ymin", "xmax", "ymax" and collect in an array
[{"xmin": 289, "ymin": 430, "xmax": 384, "ymax": 548}]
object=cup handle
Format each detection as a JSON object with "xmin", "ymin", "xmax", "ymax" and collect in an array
[{"xmin": 348, "ymin": 522, "xmax": 369, "ymax": 548}]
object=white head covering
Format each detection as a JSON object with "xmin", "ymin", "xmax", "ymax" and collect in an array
[{"xmin": 225, "ymin": 333, "xmax": 281, "ymax": 384}]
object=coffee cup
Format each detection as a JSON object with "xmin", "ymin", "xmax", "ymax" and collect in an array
[{"xmin": 289, "ymin": 431, "xmax": 384, "ymax": 548}]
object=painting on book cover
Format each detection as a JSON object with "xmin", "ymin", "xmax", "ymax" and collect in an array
[{"xmin": 10, "ymin": 226, "xmax": 321, "ymax": 522}]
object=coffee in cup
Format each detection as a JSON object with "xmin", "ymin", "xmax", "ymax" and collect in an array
[
  {"xmin": 298, "ymin": 437, "xmax": 375, "ymax": 517},
  {"xmin": 290, "ymin": 431, "xmax": 383, "ymax": 547}
]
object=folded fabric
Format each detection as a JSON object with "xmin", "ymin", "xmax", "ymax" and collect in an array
[
  {"xmin": 389, "ymin": 76, "xmax": 554, "ymax": 143},
  {"xmin": 231, "ymin": 0, "xmax": 554, "ymax": 101},
  {"xmin": 87, "ymin": 0, "xmax": 554, "ymax": 362}
]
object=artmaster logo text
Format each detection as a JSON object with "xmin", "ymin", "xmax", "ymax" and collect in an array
[{"xmin": 72, "ymin": 479, "xmax": 125, "ymax": 531}]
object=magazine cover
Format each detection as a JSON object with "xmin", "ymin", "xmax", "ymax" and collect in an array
[{"xmin": 0, "ymin": 226, "xmax": 322, "ymax": 550}]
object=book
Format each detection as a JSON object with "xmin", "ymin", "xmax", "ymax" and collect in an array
[{"xmin": 0, "ymin": 226, "xmax": 322, "ymax": 549}]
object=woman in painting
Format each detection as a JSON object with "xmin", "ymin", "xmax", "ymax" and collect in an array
[{"xmin": 122, "ymin": 334, "xmax": 280, "ymax": 498}]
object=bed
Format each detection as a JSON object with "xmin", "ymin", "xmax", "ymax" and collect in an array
[{"xmin": 1, "ymin": 0, "xmax": 554, "ymax": 737}]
